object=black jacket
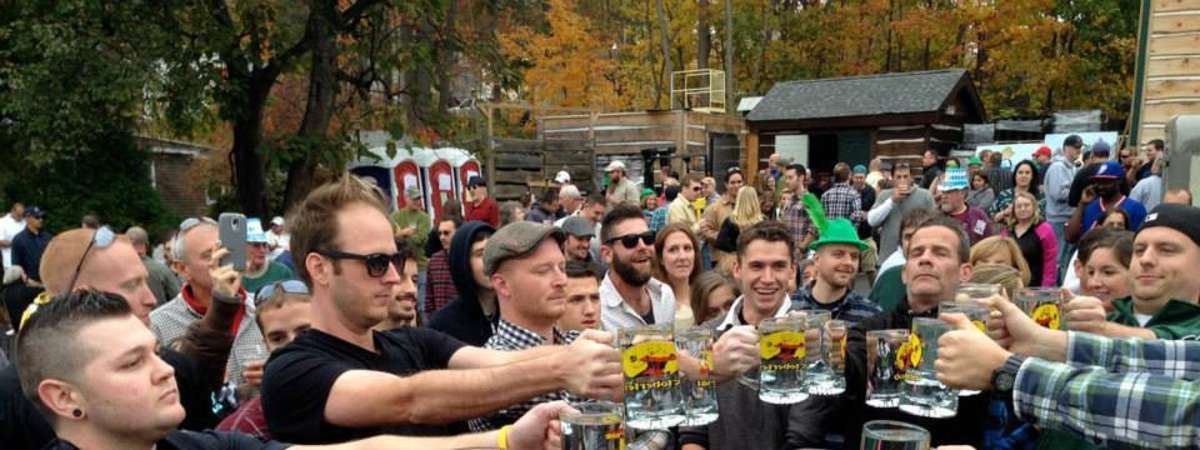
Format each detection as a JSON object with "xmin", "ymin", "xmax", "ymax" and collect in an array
[
  {"xmin": 842, "ymin": 298, "xmax": 988, "ymax": 449},
  {"xmin": 427, "ymin": 221, "xmax": 498, "ymax": 346}
]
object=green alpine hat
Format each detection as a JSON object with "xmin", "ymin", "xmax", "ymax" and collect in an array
[
  {"xmin": 968, "ymin": 156, "xmax": 983, "ymax": 167},
  {"xmin": 809, "ymin": 218, "xmax": 868, "ymax": 252}
]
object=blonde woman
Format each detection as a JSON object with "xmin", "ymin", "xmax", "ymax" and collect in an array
[
  {"xmin": 969, "ymin": 263, "xmax": 1025, "ymax": 304},
  {"xmin": 713, "ymin": 186, "xmax": 765, "ymax": 273},
  {"xmin": 1000, "ymin": 191, "xmax": 1058, "ymax": 287},
  {"xmin": 968, "ymin": 235, "xmax": 1032, "ymax": 287}
]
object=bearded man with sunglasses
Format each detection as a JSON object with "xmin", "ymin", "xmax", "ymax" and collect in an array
[
  {"xmin": 261, "ymin": 175, "xmax": 623, "ymax": 445},
  {"xmin": 599, "ymin": 204, "xmax": 678, "ymax": 329}
]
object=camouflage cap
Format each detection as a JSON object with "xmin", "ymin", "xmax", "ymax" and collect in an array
[{"xmin": 483, "ymin": 221, "xmax": 566, "ymax": 275}]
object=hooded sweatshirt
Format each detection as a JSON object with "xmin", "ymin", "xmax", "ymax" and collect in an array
[{"xmin": 427, "ymin": 221, "xmax": 497, "ymax": 346}]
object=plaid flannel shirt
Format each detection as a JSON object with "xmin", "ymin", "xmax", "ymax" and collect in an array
[
  {"xmin": 780, "ymin": 196, "xmax": 813, "ymax": 259},
  {"xmin": 423, "ymin": 251, "xmax": 457, "ymax": 318},
  {"xmin": 649, "ymin": 206, "xmax": 669, "ymax": 233},
  {"xmin": 820, "ymin": 183, "xmax": 865, "ymax": 227},
  {"xmin": 467, "ymin": 319, "xmax": 579, "ymax": 432},
  {"xmin": 1013, "ymin": 332, "xmax": 1200, "ymax": 450}
]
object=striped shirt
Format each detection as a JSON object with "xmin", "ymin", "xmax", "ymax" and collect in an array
[
  {"xmin": 790, "ymin": 286, "xmax": 881, "ymax": 324},
  {"xmin": 467, "ymin": 319, "xmax": 578, "ymax": 431}
]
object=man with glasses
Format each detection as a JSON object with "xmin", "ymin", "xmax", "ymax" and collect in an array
[
  {"xmin": 243, "ymin": 218, "xmax": 296, "ymax": 297},
  {"xmin": 261, "ymin": 175, "xmax": 623, "ymax": 444},
  {"xmin": 599, "ymin": 204, "xmax": 677, "ymax": 329},
  {"xmin": 668, "ymin": 174, "xmax": 704, "ymax": 231},
  {"xmin": 699, "ymin": 168, "xmax": 744, "ymax": 273},
  {"xmin": 423, "ymin": 216, "xmax": 461, "ymax": 319},
  {"xmin": 154, "ymin": 217, "xmax": 265, "ymax": 391}
]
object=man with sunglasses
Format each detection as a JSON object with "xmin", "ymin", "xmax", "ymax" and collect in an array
[
  {"xmin": 699, "ymin": 168, "xmax": 744, "ymax": 272},
  {"xmin": 667, "ymin": 174, "xmax": 704, "ymax": 231},
  {"xmin": 423, "ymin": 216, "xmax": 461, "ymax": 319},
  {"xmin": 0, "ymin": 227, "xmax": 243, "ymax": 448},
  {"xmin": 154, "ymin": 218, "xmax": 264, "ymax": 391},
  {"xmin": 261, "ymin": 176, "xmax": 623, "ymax": 444},
  {"xmin": 599, "ymin": 204, "xmax": 677, "ymax": 330}
]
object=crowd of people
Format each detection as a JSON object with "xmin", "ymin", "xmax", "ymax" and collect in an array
[{"xmin": 0, "ymin": 134, "xmax": 1196, "ymax": 450}]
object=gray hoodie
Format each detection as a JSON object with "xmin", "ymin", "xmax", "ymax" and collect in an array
[{"xmin": 1043, "ymin": 152, "xmax": 1077, "ymax": 222}]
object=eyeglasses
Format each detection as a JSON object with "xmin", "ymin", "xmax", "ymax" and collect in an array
[
  {"xmin": 604, "ymin": 231, "xmax": 655, "ymax": 249},
  {"xmin": 179, "ymin": 216, "xmax": 217, "ymax": 232},
  {"xmin": 318, "ymin": 249, "xmax": 406, "ymax": 278},
  {"xmin": 66, "ymin": 226, "xmax": 116, "ymax": 293},
  {"xmin": 254, "ymin": 280, "xmax": 310, "ymax": 306}
]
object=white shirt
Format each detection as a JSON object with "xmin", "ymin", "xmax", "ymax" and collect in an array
[
  {"xmin": 876, "ymin": 249, "xmax": 906, "ymax": 279},
  {"xmin": 599, "ymin": 273, "xmax": 676, "ymax": 331},
  {"xmin": 1063, "ymin": 249, "xmax": 1082, "ymax": 296},
  {"xmin": 265, "ymin": 230, "xmax": 290, "ymax": 259},
  {"xmin": 0, "ymin": 214, "xmax": 26, "ymax": 268},
  {"xmin": 716, "ymin": 295, "xmax": 793, "ymax": 331}
]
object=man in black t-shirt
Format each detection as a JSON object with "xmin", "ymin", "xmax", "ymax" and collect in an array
[
  {"xmin": 262, "ymin": 176, "xmax": 623, "ymax": 444},
  {"xmin": 21, "ymin": 290, "xmax": 572, "ymax": 450}
]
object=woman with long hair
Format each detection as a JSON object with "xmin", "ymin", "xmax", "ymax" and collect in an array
[
  {"xmin": 1074, "ymin": 227, "xmax": 1133, "ymax": 312},
  {"xmin": 990, "ymin": 159, "xmax": 1045, "ymax": 223},
  {"xmin": 969, "ymin": 236, "xmax": 1032, "ymax": 287},
  {"xmin": 690, "ymin": 272, "xmax": 738, "ymax": 325},
  {"xmin": 714, "ymin": 186, "xmax": 765, "ymax": 273},
  {"xmin": 652, "ymin": 223, "xmax": 703, "ymax": 329},
  {"xmin": 1001, "ymin": 191, "xmax": 1058, "ymax": 287},
  {"xmin": 1100, "ymin": 208, "xmax": 1131, "ymax": 231}
]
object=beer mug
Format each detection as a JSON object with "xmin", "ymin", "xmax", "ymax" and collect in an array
[
  {"xmin": 560, "ymin": 401, "xmax": 625, "ymax": 450},
  {"xmin": 865, "ymin": 329, "xmax": 910, "ymax": 408},
  {"xmin": 758, "ymin": 314, "xmax": 810, "ymax": 404},
  {"xmin": 619, "ymin": 324, "xmax": 685, "ymax": 429},
  {"xmin": 955, "ymin": 283, "xmax": 1002, "ymax": 305},
  {"xmin": 860, "ymin": 420, "xmax": 931, "ymax": 450},
  {"xmin": 939, "ymin": 302, "xmax": 989, "ymax": 397},
  {"xmin": 1017, "ymin": 287, "xmax": 1066, "ymax": 331},
  {"xmin": 676, "ymin": 327, "xmax": 719, "ymax": 426},
  {"xmin": 802, "ymin": 310, "xmax": 840, "ymax": 395},
  {"xmin": 898, "ymin": 318, "xmax": 957, "ymax": 418},
  {"xmin": 816, "ymin": 319, "xmax": 848, "ymax": 396}
]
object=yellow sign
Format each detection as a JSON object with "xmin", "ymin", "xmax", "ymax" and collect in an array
[
  {"xmin": 760, "ymin": 331, "xmax": 806, "ymax": 362},
  {"xmin": 897, "ymin": 333, "xmax": 922, "ymax": 370},
  {"xmin": 622, "ymin": 341, "xmax": 679, "ymax": 379}
]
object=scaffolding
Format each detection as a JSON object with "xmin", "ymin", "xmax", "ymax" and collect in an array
[{"xmin": 670, "ymin": 69, "xmax": 726, "ymax": 114}]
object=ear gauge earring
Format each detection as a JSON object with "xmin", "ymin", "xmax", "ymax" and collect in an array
[{"xmin": 72, "ymin": 409, "xmax": 83, "ymax": 418}]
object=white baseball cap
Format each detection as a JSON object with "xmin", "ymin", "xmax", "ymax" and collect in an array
[
  {"xmin": 555, "ymin": 171, "xmax": 571, "ymax": 184},
  {"xmin": 271, "ymin": 216, "xmax": 285, "ymax": 226},
  {"xmin": 605, "ymin": 161, "xmax": 626, "ymax": 172}
]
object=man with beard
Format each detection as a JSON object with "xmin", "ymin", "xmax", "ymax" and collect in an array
[
  {"xmin": 375, "ymin": 241, "xmax": 418, "ymax": 330},
  {"xmin": 842, "ymin": 215, "xmax": 988, "ymax": 448},
  {"xmin": 938, "ymin": 168, "xmax": 994, "ymax": 246},
  {"xmin": 599, "ymin": 204, "xmax": 678, "ymax": 330},
  {"xmin": 261, "ymin": 176, "xmax": 623, "ymax": 444},
  {"xmin": 605, "ymin": 161, "xmax": 640, "ymax": 207},
  {"xmin": 1066, "ymin": 162, "xmax": 1148, "ymax": 244},
  {"xmin": 559, "ymin": 216, "xmax": 604, "ymax": 277}
]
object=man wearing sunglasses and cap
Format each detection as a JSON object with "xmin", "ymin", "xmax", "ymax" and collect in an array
[
  {"xmin": 0, "ymin": 225, "xmax": 245, "ymax": 448},
  {"xmin": 261, "ymin": 175, "xmax": 623, "ymax": 445},
  {"xmin": 242, "ymin": 218, "xmax": 297, "ymax": 297}
]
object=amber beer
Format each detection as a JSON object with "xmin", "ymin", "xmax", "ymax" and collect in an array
[{"xmin": 619, "ymin": 324, "xmax": 685, "ymax": 429}]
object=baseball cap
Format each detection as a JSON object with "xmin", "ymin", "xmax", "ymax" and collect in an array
[
  {"xmin": 246, "ymin": 218, "xmax": 269, "ymax": 243},
  {"xmin": 1034, "ymin": 146, "xmax": 1052, "ymax": 158},
  {"xmin": 1140, "ymin": 204, "xmax": 1200, "ymax": 249},
  {"xmin": 405, "ymin": 186, "xmax": 422, "ymax": 200},
  {"xmin": 468, "ymin": 176, "xmax": 486, "ymax": 189},
  {"xmin": 1090, "ymin": 139, "xmax": 1112, "ymax": 157},
  {"xmin": 940, "ymin": 168, "xmax": 970, "ymax": 191},
  {"xmin": 852, "ymin": 165, "xmax": 867, "ymax": 174},
  {"xmin": 555, "ymin": 171, "xmax": 572, "ymax": 184},
  {"xmin": 605, "ymin": 161, "xmax": 626, "ymax": 172},
  {"xmin": 560, "ymin": 216, "xmax": 595, "ymax": 238},
  {"xmin": 1091, "ymin": 161, "xmax": 1124, "ymax": 179},
  {"xmin": 24, "ymin": 206, "xmax": 46, "ymax": 219},
  {"xmin": 271, "ymin": 216, "xmax": 285, "ymax": 226},
  {"xmin": 483, "ymin": 222, "xmax": 566, "ymax": 275},
  {"xmin": 560, "ymin": 184, "xmax": 582, "ymax": 199},
  {"xmin": 1063, "ymin": 135, "xmax": 1084, "ymax": 149}
]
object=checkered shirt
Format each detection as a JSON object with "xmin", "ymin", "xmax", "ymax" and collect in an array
[
  {"xmin": 649, "ymin": 206, "xmax": 669, "ymax": 233},
  {"xmin": 467, "ymin": 319, "xmax": 579, "ymax": 431},
  {"xmin": 780, "ymin": 195, "xmax": 814, "ymax": 258},
  {"xmin": 790, "ymin": 286, "xmax": 880, "ymax": 324},
  {"xmin": 1013, "ymin": 331, "xmax": 1200, "ymax": 450},
  {"xmin": 424, "ymin": 250, "xmax": 457, "ymax": 317},
  {"xmin": 820, "ymin": 182, "xmax": 865, "ymax": 226}
]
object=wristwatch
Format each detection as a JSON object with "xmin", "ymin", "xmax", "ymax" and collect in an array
[{"xmin": 991, "ymin": 354, "xmax": 1027, "ymax": 393}]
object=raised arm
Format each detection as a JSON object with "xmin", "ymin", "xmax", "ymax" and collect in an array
[{"xmin": 1068, "ymin": 331, "xmax": 1200, "ymax": 381}]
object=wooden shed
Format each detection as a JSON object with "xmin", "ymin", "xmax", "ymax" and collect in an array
[
  {"xmin": 1129, "ymin": 0, "xmax": 1200, "ymax": 145},
  {"xmin": 745, "ymin": 69, "xmax": 986, "ymax": 177}
]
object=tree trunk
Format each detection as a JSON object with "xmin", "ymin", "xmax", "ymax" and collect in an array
[
  {"xmin": 698, "ymin": 0, "xmax": 710, "ymax": 70},
  {"xmin": 656, "ymin": 0, "xmax": 673, "ymax": 108},
  {"xmin": 436, "ymin": 1, "xmax": 459, "ymax": 115},
  {"xmin": 231, "ymin": 73, "xmax": 275, "ymax": 218},
  {"xmin": 283, "ymin": 0, "xmax": 339, "ymax": 211},
  {"xmin": 724, "ymin": 0, "xmax": 734, "ymax": 113}
]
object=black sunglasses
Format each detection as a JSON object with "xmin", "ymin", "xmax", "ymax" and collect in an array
[
  {"xmin": 605, "ymin": 231, "xmax": 655, "ymax": 249},
  {"xmin": 318, "ymin": 250, "xmax": 406, "ymax": 278}
]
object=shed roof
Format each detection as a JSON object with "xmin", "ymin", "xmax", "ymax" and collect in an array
[{"xmin": 747, "ymin": 69, "xmax": 982, "ymax": 122}]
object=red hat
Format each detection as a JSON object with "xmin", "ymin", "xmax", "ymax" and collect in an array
[{"xmin": 1034, "ymin": 146, "xmax": 1052, "ymax": 158}]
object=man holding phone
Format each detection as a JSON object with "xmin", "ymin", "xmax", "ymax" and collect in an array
[
  {"xmin": 868, "ymin": 160, "xmax": 935, "ymax": 264},
  {"xmin": 153, "ymin": 217, "xmax": 265, "ymax": 391}
]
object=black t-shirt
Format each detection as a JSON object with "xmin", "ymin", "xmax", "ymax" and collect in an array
[
  {"xmin": 44, "ymin": 430, "xmax": 291, "ymax": 450},
  {"xmin": 1, "ymin": 348, "xmax": 219, "ymax": 450},
  {"xmin": 261, "ymin": 327, "xmax": 467, "ymax": 444}
]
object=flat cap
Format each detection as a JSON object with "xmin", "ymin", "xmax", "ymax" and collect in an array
[
  {"xmin": 483, "ymin": 221, "xmax": 566, "ymax": 275},
  {"xmin": 560, "ymin": 216, "xmax": 595, "ymax": 238}
]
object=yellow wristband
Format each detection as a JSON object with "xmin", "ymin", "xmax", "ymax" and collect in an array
[{"xmin": 498, "ymin": 425, "xmax": 513, "ymax": 450}]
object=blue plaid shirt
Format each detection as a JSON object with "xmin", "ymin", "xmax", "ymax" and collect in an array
[
  {"xmin": 649, "ymin": 206, "xmax": 669, "ymax": 233},
  {"xmin": 467, "ymin": 319, "xmax": 578, "ymax": 431},
  {"xmin": 790, "ymin": 285, "xmax": 880, "ymax": 324},
  {"xmin": 820, "ymin": 182, "xmax": 865, "ymax": 227},
  {"xmin": 1013, "ymin": 332, "xmax": 1200, "ymax": 450}
]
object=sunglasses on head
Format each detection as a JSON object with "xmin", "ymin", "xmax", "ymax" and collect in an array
[
  {"xmin": 318, "ymin": 249, "xmax": 406, "ymax": 278},
  {"xmin": 254, "ymin": 280, "xmax": 310, "ymax": 306},
  {"xmin": 66, "ymin": 226, "xmax": 116, "ymax": 293},
  {"xmin": 605, "ymin": 231, "xmax": 655, "ymax": 249}
]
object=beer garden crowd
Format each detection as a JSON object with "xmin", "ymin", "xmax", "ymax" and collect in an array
[{"xmin": 0, "ymin": 134, "xmax": 1197, "ymax": 450}]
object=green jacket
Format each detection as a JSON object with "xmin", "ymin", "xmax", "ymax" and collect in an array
[
  {"xmin": 867, "ymin": 265, "xmax": 906, "ymax": 313},
  {"xmin": 392, "ymin": 208, "xmax": 431, "ymax": 267},
  {"xmin": 1037, "ymin": 297, "xmax": 1200, "ymax": 450}
]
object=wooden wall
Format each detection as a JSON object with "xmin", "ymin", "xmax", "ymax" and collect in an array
[
  {"xmin": 1133, "ymin": 0, "xmax": 1200, "ymax": 144},
  {"xmin": 538, "ymin": 111, "xmax": 745, "ymax": 159}
]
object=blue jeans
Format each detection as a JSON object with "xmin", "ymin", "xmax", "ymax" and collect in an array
[{"xmin": 1050, "ymin": 221, "xmax": 1073, "ymax": 285}]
